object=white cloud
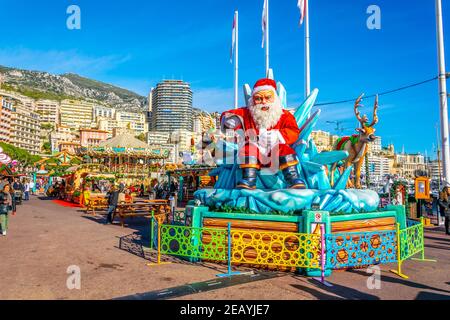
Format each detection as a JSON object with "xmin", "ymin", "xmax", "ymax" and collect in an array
[{"xmin": 0, "ymin": 47, "xmax": 130, "ymax": 76}]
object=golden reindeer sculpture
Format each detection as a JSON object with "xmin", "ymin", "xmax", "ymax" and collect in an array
[{"xmin": 331, "ymin": 94, "xmax": 379, "ymax": 189}]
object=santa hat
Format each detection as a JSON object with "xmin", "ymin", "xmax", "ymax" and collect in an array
[{"xmin": 252, "ymin": 78, "xmax": 277, "ymax": 95}]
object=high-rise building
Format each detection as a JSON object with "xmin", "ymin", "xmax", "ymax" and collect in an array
[
  {"xmin": 60, "ymin": 99, "xmax": 94, "ymax": 129},
  {"xmin": 10, "ymin": 102, "xmax": 41, "ymax": 154},
  {"xmin": 35, "ymin": 99, "xmax": 60, "ymax": 126},
  {"xmin": 0, "ymin": 95, "xmax": 14, "ymax": 143},
  {"xmin": 150, "ymin": 80, "xmax": 193, "ymax": 132}
]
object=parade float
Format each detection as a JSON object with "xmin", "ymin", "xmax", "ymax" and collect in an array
[{"xmin": 147, "ymin": 75, "xmax": 435, "ymax": 281}]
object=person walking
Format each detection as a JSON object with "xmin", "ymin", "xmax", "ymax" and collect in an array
[
  {"xmin": 438, "ymin": 186, "xmax": 450, "ymax": 235},
  {"xmin": 105, "ymin": 185, "xmax": 120, "ymax": 224},
  {"xmin": 0, "ymin": 184, "xmax": 13, "ymax": 236},
  {"xmin": 29, "ymin": 179, "xmax": 35, "ymax": 195},
  {"xmin": 24, "ymin": 179, "xmax": 30, "ymax": 201}
]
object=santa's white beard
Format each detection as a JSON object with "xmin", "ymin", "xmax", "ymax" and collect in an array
[{"xmin": 248, "ymin": 96, "xmax": 283, "ymax": 130}]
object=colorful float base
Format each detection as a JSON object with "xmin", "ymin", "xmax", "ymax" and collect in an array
[
  {"xmin": 151, "ymin": 202, "xmax": 434, "ymax": 281},
  {"xmin": 183, "ymin": 203, "xmax": 406, "ymax": 277}
]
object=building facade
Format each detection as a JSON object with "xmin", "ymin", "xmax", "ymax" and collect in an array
[
  {"xmin": 10, "ymin": 103, "xmax": 41, "ymax": 154},
  {"xmin": 150, "ymin": 80, "xmax": 193, "ymax": 132},
  {"xmin": 115, "ymin": 111, "xmax": 147, "ymax": 136},
  {"xmin": 93, "ymin": 105, "xmax": 116, "ymax": 121},
  {"xmin": 0, "ymin": 95, "xmax": 14, "ymax": 143},
  {"xmin": 79, "ymin": 128, "xmax": 108, "ymax": 147},
  {"xmin": 60, "ymin": 99, "xmax": 94, "ymax": 129},
  {"xmin": 147, "ymin": 131, "xmax": 171, "ymax": 146},
  {"xmin": 35, "ymin": 99, "xmax": 60, "ymax": 126},
  {"xmin": 50, "ymin": 125, "xmax": 77, "ymax": 153},
  {"xmin": 363, "ymin": 154, "xmax": 390, "ymax": 185},
  {"xmin": 393, "ymin": 153, "xmax": 427, "ymax": 179},
  {"xmin": 311, "ymin": 130, "xmax": 339, "ymax": 152}
]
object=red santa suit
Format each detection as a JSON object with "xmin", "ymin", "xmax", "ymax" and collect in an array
[{"xmin": 220, "ymin": 80, "xmax": 300, "ymax": 167}]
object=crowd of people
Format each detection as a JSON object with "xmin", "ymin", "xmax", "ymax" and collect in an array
[
  {"xmin": 79, "ymin": 179, "xmax": 179, "ymax": 225},
  {"xmin": 0, "ymin": 177, "xmax": 31, "ymax": 236}
]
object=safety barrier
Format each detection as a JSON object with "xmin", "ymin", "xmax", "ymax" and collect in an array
[
  {"xmin": 390, "ymin": 217, "xmax": 436, "ymax": 279},
  {"xmin": 147, "ymin": 216, "xmax": 434, "ymax": 281},
  {"xmin": 326, "ymin": 230, "xmax": 397, "ymax": 269},
  {"xmin": 160, "ymin": 224, "xmax": 227, "ymax": 261},
  {"xmin": 230, "ymin": 229, "xmax": 320, "ymax": 269}
]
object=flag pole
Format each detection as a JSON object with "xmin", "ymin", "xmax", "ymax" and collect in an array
[
  {"xmin": 234, "ymin": 10, "xmax": 239, "ymax": 109},
  {"xmin": 305, "ymin": 0, "xmax": 311, "ymax": 97},
  {"xmin": 436, "ymin": 0, "xmax": 450, "ymax": 186},
  {"xmin": 265, "ymin": 0, "xmax": 270, "ymax": 77}
]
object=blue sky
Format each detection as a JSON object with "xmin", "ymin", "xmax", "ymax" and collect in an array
[{"xmin": 0, "ymin": 0, "xmax": 449, "ymax": 157}]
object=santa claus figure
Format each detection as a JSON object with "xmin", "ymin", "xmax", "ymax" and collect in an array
[{"xmin": 221, "ymin": 78, "xmax": 306, "ymax": 190}]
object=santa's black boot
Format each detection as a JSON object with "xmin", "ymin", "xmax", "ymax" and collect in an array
[
  {"xmin": 280, "ymin": 155, "xmax": 306, "ymax": 189},
  {"xmin": 237, "ymin": 160, "xmax": 260, "ymax": 189}
]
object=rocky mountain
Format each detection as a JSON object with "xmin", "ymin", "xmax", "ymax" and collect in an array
[{"xmin": 0, "ymin": 65, "xmax": 147, "ymax": 111}]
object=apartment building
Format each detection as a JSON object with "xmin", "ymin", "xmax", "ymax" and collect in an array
[
  {"xmin": 35, "ymin": 99, "xmax": 60, "ymax": 126},
  {"xmin": 60, "ymin": 99, "xmax": 94, "ymax": 129},
  {"xmin": 93, "ymin": 105, "xmax": 116, "ymax": 121},
  {"xmin": 10, "ymin": 103, "xmax": 41, "ymax": 154},
  {"xmin": 393, "ymin": 153, "xmax": 427, "ymax": 179},
  {"xmin": 50, "ymin": 125, "xmax": 77, "ymax": 153},
  {"xmin": 0, "ymin": 95, "xmax": 14, "ymax": 143},
  {"xmin": 115, "ymin": 111, "xmax": 147, "ymax": 136},
  {"xmin": 311, "ymin": 130, "xmax": 339, "ymax": 152},
  {"xmin": 79, "ymin": 128, "xmax": 108, "ymax": 147}
]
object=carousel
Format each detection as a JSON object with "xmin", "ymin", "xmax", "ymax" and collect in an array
[{"xmin": 79, "ymin": 133, "xmax": 170, "ymax": 176}]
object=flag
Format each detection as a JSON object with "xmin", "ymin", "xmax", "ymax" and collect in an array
[
  {"xmin": 297, "ymin": 0, "xmax": 307, "ymax": 26},
  {"xmin": 261, "ymin": 0, "xmax": 268, "ymax": 48},
  {"xmin": 230, "ymin": 12, "xmax": 236, "ymax": 63}
]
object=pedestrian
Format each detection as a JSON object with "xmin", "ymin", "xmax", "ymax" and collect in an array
[
  {"xmin": 105, "ymin": 185, "xmax": 120, "ymax": 224},
  {"xmin": 0, "ymin": 177, "xmax": 8, "ymax": 191},
  {"xmin": 82, "ymin": 185, "xmax": 91, "ymax": 208},
  {"xmin": 8, "ymin": 183, "xmax": 16, "ymax": 216},
  {"xmin": 0, "ymin": 184, "xmax": 13, "ymax": 236},
  {"xmin": 29, "ymin": 179, "xmax": 35, "ymax": 195},
  {"xmin": 24, "ymin": 179, "xmax": 30, "ymax": 201},
  {"xmin": 438, "ymin": 186, "xmax": 450, "ymax": 235},
  {"xmin": 139, "ymin": 182, "xmax": 145, "ymax": 197}
]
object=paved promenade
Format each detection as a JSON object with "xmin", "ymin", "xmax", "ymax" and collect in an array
[{"xmin": 0, "ymin": 196, "xmax": 449, "ymax": 300}]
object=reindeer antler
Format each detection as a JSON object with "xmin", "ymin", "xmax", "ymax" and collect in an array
[
  {"xmin": 354, "ymin": 93, "xmax": 367, "ymax": 125},
  {"xmin": 368, "ymin": 94, "xmax": 379, "ymax": 127}
]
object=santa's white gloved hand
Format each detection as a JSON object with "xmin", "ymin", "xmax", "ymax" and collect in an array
[{"xmin": 258, "ymin": 129, "xmax": 285, "ymax": 150}]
